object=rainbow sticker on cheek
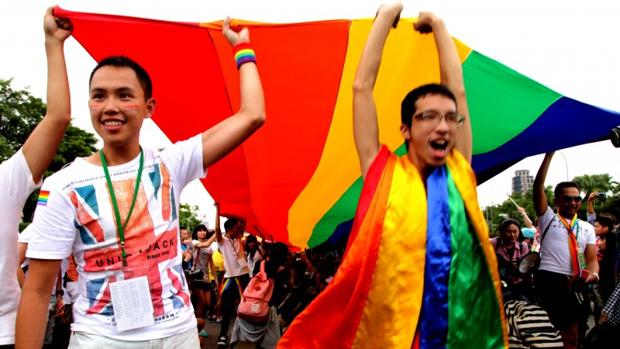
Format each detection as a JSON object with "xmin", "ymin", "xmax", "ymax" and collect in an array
[
  {"xmin": 121, "ymin": 104, "xmax": 141, "ymax": 115},
  {"xmin": 88, "ymin": 101, "xmax": 102, "ymax": 112}
]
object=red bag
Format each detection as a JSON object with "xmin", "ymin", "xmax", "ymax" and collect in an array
[{"xmin": 237, "ymin": 261, "xmax": 274, "ymax": 323}]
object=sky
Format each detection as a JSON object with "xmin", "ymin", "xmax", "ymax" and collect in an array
[{"xmin": 2, "ymin": 0, "xmax": 619, "ymax": 226}]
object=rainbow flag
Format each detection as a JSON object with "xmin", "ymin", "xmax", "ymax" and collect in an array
[
  {"xmin": 278, "ymin": 147, "xmax": 507, "ymax": 348},
  {"xmin": 55, "ymin": 7, "xmax": 620, "ymax": 248},
  {"xmin": 37, "ymin": 190, "xmax": 50, "ymax": 206}
]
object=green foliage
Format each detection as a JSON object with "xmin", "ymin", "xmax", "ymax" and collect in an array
[
  {"xmin": 483, "ymin": 187, "xmax": 550, "ymax": 236},
  {"xmin": 0, "ymin": 78, "xmax": 98, "ymax": 224},
  {"xmin": 179, "ymin": 203, "xmax": 205, "ymax": 233},
  {"xmin": 572, "ymin": 173, "xmax": 617, "ymax": 198}
]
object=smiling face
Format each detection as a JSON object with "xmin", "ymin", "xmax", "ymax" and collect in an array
[
  {"xmin": 88, "ymin": 66, "xmax": 154, "ymax": 150},
  {"xmin": 401, "ymin": 93, "xmax": 457, "ymax": 175},
  {"xmin": 554, "ymin": 186, "xmax": 582, "ymax": 218}
]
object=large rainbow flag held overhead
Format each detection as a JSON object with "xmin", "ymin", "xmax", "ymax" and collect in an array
[{"xmin": 56, "ymin": 7, "xmax": 620, "ymax": 248}]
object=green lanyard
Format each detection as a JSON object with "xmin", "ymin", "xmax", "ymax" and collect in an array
[{"xmin": 99, "ymin": 148, "xmax": 144, "ymax": 267}]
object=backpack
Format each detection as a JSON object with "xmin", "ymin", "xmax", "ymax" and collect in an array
[{"xmin": 237, "ymin": 260, "xmax": 274, "ymax": 324}]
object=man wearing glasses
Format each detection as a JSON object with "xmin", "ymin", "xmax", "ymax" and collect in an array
[
  {"xmin": 279, "ymin": 4, "xmax": 507, "ymax": 348},
  {"xmin": 533, "ymin": 151, "xmax": 599, "ymax": 349}
]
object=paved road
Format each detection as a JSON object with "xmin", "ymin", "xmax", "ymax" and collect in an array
[{"xmin": 199, "ymin": 318, "xmax": 226, "ymax": 349}]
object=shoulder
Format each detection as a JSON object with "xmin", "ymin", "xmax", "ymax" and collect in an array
[
  {"xmin": 578, "ymin": 219, "xmax": 595, "ymax": 236},
  {"xmin": 41, "ymin": 159, "xmax": 86, "ymax": 191},
  {"xmin": 539, "ymin": 206, "xmax": 555, "ymax": 220}
]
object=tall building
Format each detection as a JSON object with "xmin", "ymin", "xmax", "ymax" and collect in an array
[{"xmin": 512, "ymin": 169, "xmax": 534, "ymax": 195}]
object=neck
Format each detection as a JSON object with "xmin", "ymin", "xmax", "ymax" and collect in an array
[
  {"xmin": 558, "ymin": 211, "xmax": 576, "ymax": 220},
  {"xmin": 100, "ymin": 143, "xmax": 141, "ymax": 166},
  {"xmin": 407, "ymin": 152, "xmax": 433, "ymax": 179}
]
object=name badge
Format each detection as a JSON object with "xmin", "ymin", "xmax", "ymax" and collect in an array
[{"xmin": 109, "ymin": 275, "xmax": 154, "ymax": 331}]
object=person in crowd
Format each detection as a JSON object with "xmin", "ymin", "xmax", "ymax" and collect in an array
[
  {"xmin": 0, "ymin": 7, "xmax": 72, "ymax": 348},
  {"xmin": 181, "ymin": 228, "xmax": 194, "ymax": 272},
  {"xmin": 191, "ymin": 223, "xmax": 218, "ymax": 339},
  {"xmin": 17, "ymin": 225, "xmax": 66, "ymax": 349},
  {"xmin": 245, "ymin": 234, "xmax": 264, "ymax": 277},
  {"xmin": 214, "ymin": 203, "xmax": 251, "ymax": 347},
  {"xmin": 504, "ymin": 299, "xmax": 564, "ymax": 349},
  {"xmin": 533, "ymin": 152, "xmax": 599, "ymax": 349},
  {"xmin": 230, "ymin": 242, "xmax": 291, "ymax": 349},
  {"xmin": 586, "ymin": 192, "xmax": 618, "ymax": 322},
  {"xmin": 16, "ymin": 17, "xmax": 265, "ymax": 349},
  {"xmin": 491, "ymin": 219, "xmax": 531, "ymax": 301},
  {"xmin": 279, "ymin": 4, "xmax": 506, "ymax": 348}
]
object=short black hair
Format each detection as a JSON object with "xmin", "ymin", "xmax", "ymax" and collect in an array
[
  {"xmin": 553, "ymin": 182, "xmax": 581, "ymax": 201},
  {"xmin": 224, "ymin": 218, "xmax": 241, "ymax": 232},
  {"xmin": 596, "ymin": 213, "xmax": 617, "ymax": 232},
  {"xmin": 401, "ymin": 83, "xmax": 457, "ymax": 128},
  {"xmin": 89, "ymin": 56, "xmax": 153, "ymax": 100}
]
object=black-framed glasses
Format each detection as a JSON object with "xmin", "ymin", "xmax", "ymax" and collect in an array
[
  {"xmin": 562, "ymin": 195, "xmax": 583, "ymax": 203},
  {"xmin": 412, "ymin": 110, "xmax": 465, "ymax": 127}
]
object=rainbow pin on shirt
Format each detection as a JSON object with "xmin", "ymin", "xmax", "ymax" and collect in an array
[{"xmin": 37, "ymin": 190, "xmax": 50, "ymax": 206}]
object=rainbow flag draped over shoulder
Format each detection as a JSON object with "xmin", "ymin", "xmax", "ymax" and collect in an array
[
  {"xmin": 55, "ymin": 7, "xmax": 620, "ymax": 248},
  {"xmin": 278, "ymin": 146, "xmax": 507, "ymax": 348}
]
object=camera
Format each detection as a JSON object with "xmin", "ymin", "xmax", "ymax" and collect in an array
[
  {"xmin": 611, "ymin": 126, "xmax": 620, "ymax": 148},
  {"xmin": 596, "ymin": 193, "xmax": 606, "ymax": 200}
]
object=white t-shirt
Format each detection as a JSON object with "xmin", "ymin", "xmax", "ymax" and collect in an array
[
  {"xmin": 18, "ymin": 225, "xmax": 68, "ymax": 295},
  {"xmin": 538, "ymin": 206, "xmax": 596, "ymax": 275},
  {"xmin": 0, "ymin": 150, "xmax": 39, "ymax": 345},
  {"xmin": 27, "ymin": 135, "xmax": 205, "ymax": 341},
  {"xmin": 218, "ymin": 236, "xmax": 250, "ymax": 278},
  {"xmin": 247, "ymin": 250, "xmax": 263, "ymax": 277}
]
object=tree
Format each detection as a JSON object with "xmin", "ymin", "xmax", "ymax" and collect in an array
[
  {"xmin": 1, "ymin": 78, "xmax": 98, "ymax": 225},
  {"xmin": 179, "ymin": 203, "xmax": 205, "ymax": 233},
  {"xmin": 483, "ymin": 186, "xmax": 553, "ymax": 236},
  {"xmin": 572, "ymin": 174, "xmax": 617, "ymax": 198}
]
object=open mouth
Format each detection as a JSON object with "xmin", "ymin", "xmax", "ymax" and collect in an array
[
  {"xmin": 430, "ymin": 139, "xmax": 448, "ymax": 151},
  {"xmin": 429, "ymin": 139, "xmax": 449, "ymax": 160}
]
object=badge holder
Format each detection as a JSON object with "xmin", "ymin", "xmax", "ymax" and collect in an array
[{"xmin": 100, "ymin": 149, "xmax": 155, "ymax": 332}]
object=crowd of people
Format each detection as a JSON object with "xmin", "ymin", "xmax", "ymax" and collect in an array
[
  {"xmin": 490, "ymin": 152, "xmax": 620, "ymax": 348},
  {"xmin": 2, "ymin": 3, "xmax": 619, "ymax": 349}
]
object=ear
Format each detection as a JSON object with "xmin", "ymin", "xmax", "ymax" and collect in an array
[
  {"xmin": 400, "ymin": 123, "xmax": 412, "ymax": 141},
  {"xmin": 146, "ymin": 98, "xmax": 156, "ymax": 118}
]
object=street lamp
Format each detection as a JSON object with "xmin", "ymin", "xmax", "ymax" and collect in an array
[{"xmin": 556, "ymin": 150, "xmax": 569, "ymax": 181}]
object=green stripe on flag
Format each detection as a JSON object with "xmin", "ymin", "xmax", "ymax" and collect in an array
[
  {"xmin": 308, "ymin": 144, "xmax": 408, "ymax": 247},
  {"xmin": 464, "ymin": 51, "xmax": 561, "ymax": 154},
  {"xmin": 446, "ymin": 170, "xmax": 504, "ymax": 348}
]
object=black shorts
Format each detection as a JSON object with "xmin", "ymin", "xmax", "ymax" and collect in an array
[
  {"xmin": 535, "ymin": 270, "xmax": 587, "ymax": 329},
  {"xmin": 192, "ymin": 279, "xmax": 214, "ymax": 291}
]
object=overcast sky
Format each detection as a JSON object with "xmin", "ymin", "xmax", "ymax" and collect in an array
[{"xmin": 2, "ymin": 0, "xmax": 619, "ymax": 224}]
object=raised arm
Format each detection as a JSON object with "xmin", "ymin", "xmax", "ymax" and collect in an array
[
  {"xmin": 195, "ymin": 232, "xmax": 217, "ymax": 248},
  {"xmin": 199, "ymin": 18, "xmax": 265, "ymax": 172},
  {"xmin": 353, "ymin": 3, "xmax": 403, "ymax": 178},
  {"xmin": 21, "ymin": 7, "xmax": 72, "ymax": 183},
  {"xmin": 534, "ymin": 152, "xmax": 554, "ymax": 217},
  {"xmin": 517, "ymin": 206, "xmax": 534, "ymax": 229},
  {"xmin": 415, "ymin": 12, "xmax": 471, "ymax": 162},
  {"xmin": 214, "ymin": 202, "xmax": 223, "ymax": 243}
]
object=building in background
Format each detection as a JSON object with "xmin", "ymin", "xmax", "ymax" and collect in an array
[{"xmin": 512, "ymin": 170, "xmax": 534, "ymax": 195}]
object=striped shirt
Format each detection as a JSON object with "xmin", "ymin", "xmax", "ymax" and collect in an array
[{"xmin": 504, "ymin": 300, "xmax": 563, "ymax": 348}]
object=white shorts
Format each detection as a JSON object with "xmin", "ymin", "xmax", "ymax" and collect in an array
[{"xmin": 68, "ymin": 328, "xmax": 200, "ymax": 349}]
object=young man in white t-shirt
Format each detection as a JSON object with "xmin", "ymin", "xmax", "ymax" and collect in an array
[
  {"xmin": 213, "ymin": 203, "xmax": 250, "ymax": 347},
  {"xmin": 0, "ymin": 8, "xmax": 72, "ymax": 348},
  {"xmin": 16, "ymin": 18, "xmax": 265, "ymax": 349},
  {"xmin": 533, "ymin": 152, "xmax": 599, "ymax": 349}
]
